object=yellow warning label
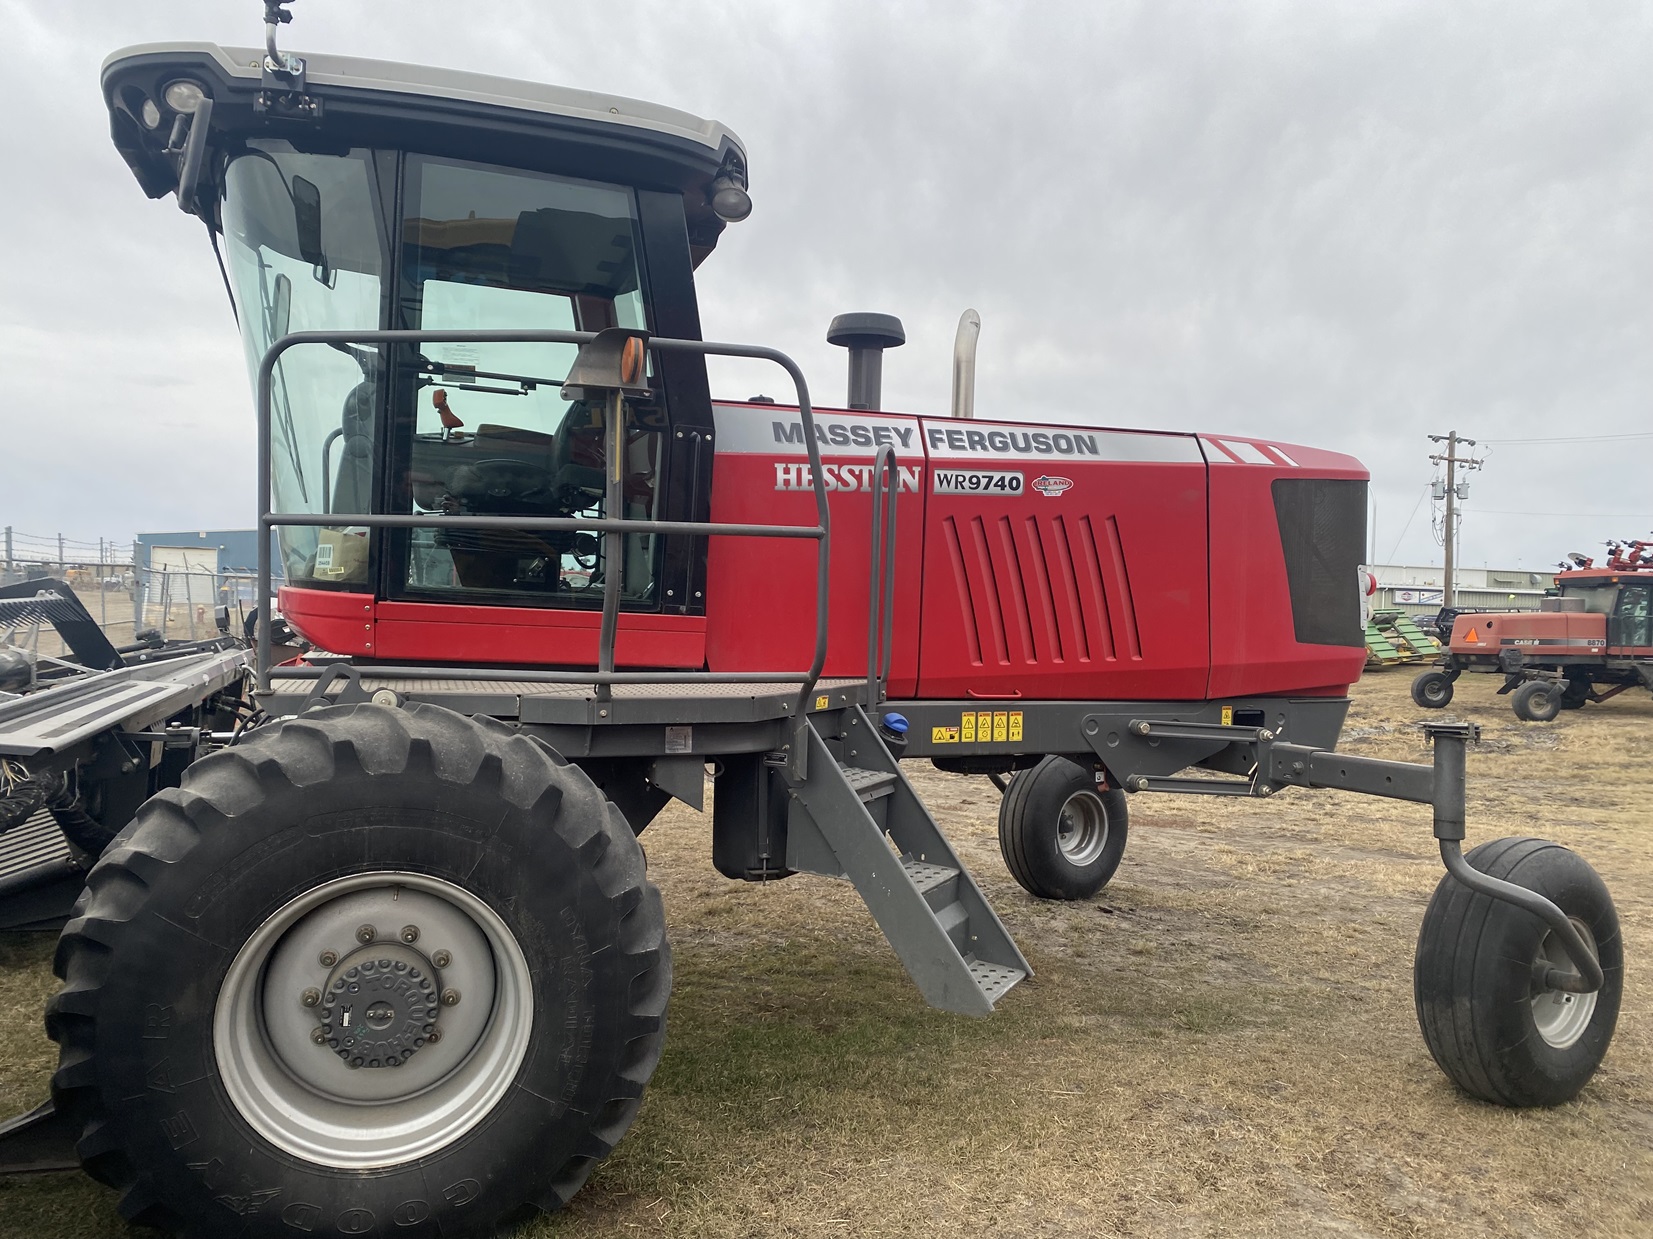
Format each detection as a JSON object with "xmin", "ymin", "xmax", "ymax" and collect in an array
[
  {"xmin": 993, "ymin": 711, "xmax": 1009, "ymax": 742},
  {"xmin": 977, "ymin": 710, "xmax": 993, "ymax": 739},
  {"xmin": 1221, "ymin": 705, "xmax": 1233, "ymax": 726},
  {"xmin": 1009, "ymin": 711, "xmax": 1023, "ymax": 742},
  {"xmin": 932, "ymin": 725, "xmax": 960, "ymax": 743},
  {"xmin": 960, "ymin": 712, "xmax": 976, "ymax": 742},
  {"xmin": 815, "ymin": 694, "xmax": 830, "ymax": 710}
]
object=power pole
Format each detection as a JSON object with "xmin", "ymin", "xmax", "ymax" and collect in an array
[{"xmin": 1428, "ymin": 431, "xmax": 1484, "ymax": 607}]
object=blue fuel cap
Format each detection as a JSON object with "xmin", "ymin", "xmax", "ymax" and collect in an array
[{"xmin": 881, "ymin": 712, "xmax": 909, "ymax": 735}]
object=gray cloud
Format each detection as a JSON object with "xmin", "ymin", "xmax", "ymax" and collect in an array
[{"xmin": 2, "ymin": 0, "xmax": 1647, "ymax": 571}]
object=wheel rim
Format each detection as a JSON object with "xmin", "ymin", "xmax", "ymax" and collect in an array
[
  {"xmin": 1531, "ymin": 917, "xmax": 1599, "ymax": 1051},
  {"xmin": 215, "ymin": 871, "xmax": 533, "ymax": 1169},
  {"xmin": 1056, "ymin": 790, "xmax": 1110, "ymax": 866},
  {"xmin": 1425, "ymin": 679, "xmax": 1447, "ymax": 704}
]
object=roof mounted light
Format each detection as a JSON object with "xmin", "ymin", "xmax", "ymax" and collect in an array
[
  {"xmin": 709, "ymin": 153, "xmax": 752, "ymax": 223},
  {"xmin": 163, "ymin": 79, "xmax": 207, "ymax": 114}
]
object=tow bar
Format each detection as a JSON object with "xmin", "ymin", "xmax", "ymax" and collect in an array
[{"xmin": 1126, "ymin": 719, "xmax": 1603, "ymax": 995}]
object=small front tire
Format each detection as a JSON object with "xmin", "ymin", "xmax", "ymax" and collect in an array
[
  {"xmin": 1410, "ymin": 670, "xmax": 1455, "ymax": 709},
  {"xmin": 998, "ymin": 756, "xmax": 1128, "ymax": 900},
  {"xmin": 1414, "ymin": 837, "xmax": 1621, "ymax": 1107},
  {"xmin": 1512, "ymin": 679, "xmax": 1562, "ymax": 722}
]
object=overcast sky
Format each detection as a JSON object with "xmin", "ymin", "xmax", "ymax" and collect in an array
[{"xmin": 1, "ymin": 0, "xmax": 1648, "ymax": 572}]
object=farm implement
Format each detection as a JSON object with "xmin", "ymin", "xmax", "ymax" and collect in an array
[
  {"xmin": 1365, "ymin": 608, "xmax": 1442, "ymax": 668},
  {"xmin": 1412, "ymin": 541, "xmax": 1653, "ymax": 719},
  {"xmin": 0, "ymin": 7, "xmax": 1623, "ymax": 1235}
]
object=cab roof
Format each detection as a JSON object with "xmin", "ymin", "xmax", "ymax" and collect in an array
[
  {"xmin": 101, "ymin": 42, "xmax": 748, "ymax": 258},
  {"xmin": 101, "ymin": 44, "xmax": 745, "ymax": 155}
]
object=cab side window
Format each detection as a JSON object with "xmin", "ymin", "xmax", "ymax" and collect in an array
[
  {"xmin": 395, "ymin": 157, "xmax": 661, "ymax": 606},
  {"xmin": 1611, "ymin": 583, "xmax": 1651, "ymax": 648}
]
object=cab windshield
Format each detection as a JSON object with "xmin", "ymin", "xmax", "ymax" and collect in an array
[
  {"xmin": 222, "ymin": 141, "xmax": 387, "ymax": 586},
  {"xmin": 221, "ymin": 144, "xmax": 662, "ymax": 608}
]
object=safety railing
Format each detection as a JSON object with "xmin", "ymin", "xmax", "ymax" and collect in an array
[
  {"xmin": 254, "ymin": 329, "xmax": 836, "ymax": 740},
  {"xmin": 865, "ymin": 445, "xmax": 899, "ymax": 709}
]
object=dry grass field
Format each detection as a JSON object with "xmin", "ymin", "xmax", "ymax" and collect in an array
[{"xmin": 1, "ymin": 668, "xmax": 1648, "ymax": 1237}]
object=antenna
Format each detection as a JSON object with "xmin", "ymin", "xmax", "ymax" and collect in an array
[
  {"xmin": 263, "ymin": 2, "xmax": 299, "ymax": 74},
  {"xmin": 256, "ymin": 0, "xmax": 318, "ymax": 119}
]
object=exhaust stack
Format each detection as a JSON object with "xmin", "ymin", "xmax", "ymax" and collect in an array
[
  {"xmin": 951, "ymin": 309, "xmax": 980, "ymax": 419},
  {"xmin": 827, "ymin": 313, "xmax": 905, "ymax": 411}
]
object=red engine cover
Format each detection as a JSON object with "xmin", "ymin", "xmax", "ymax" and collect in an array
[{"xmin": 279, "ymin": 403, "xmax": 1369, "ymax": 703}]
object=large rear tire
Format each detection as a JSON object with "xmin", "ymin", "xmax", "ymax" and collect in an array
[
  {"xmin": 998, "ymin": 756, "xmax": 1128, "ymax": 900},
  {"xmin": 1559, "ymin": 677, "xmax": 1592, "ymax": 710},
  {"xmin": 45, "ymin": 703, "xmax": 668, "ymax": 1238},
  {"xmin": 1414, "ymin": 837, "xmax": 1621, "ymax": 1107}
]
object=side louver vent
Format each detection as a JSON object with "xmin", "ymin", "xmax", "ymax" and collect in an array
[{"xmin": 941, "ymin": 513, "xmax": 1141, "ymax": 668}]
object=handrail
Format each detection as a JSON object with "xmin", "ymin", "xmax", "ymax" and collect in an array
[
  {"xmin": 255, "ymin": 329, "xmax": 834, "ymax": 733},
  {"xmin": 319, "ymin": 426, "xmax": 343, "ymax": 515},
  {"xmin": 864, "ymin": 445, "xmax": 899, "ymax": 709}
]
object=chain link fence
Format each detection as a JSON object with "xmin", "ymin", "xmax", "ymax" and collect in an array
[{"xmin": 1, "ymin": 560, "xmax": 260, "ymax": 660}]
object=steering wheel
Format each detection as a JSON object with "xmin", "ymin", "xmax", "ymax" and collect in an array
[{"xmin": 567, "ymin": 532, "xmax": 599, "ymax": 571}]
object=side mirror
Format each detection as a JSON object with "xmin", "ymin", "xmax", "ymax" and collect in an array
[
  {"xmin": 270, "ymin": 271, "xmax": 292, "ymax": 341},
  {"xmin": 291, "ymin": 175, "xmax": 331, "ymax": 285}
]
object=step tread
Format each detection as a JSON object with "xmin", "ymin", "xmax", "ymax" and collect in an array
[
  {"xmin": 901, "ymin": 857, "xmax": 959, "ymax": 896},
  {"xmin": 840, "ymin": 765, "xmax": 898, "ymax": 797},
  {"xmin": 968, "ymin": 960, "xmax": 1026, "ymax": 1004}
]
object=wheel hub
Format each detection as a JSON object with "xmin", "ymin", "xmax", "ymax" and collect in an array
[
  {"xmin": 1531, "ymin": 917, "xmax": 1599, "ymax": 1050},
  {"xmin": 318, "ymin": 945, "xmax": 439, "ymax": 1069},
  {"xmin": 215, "ymin": 873, "xmax": 531, "ymax": 1168},
  {"xmin": 1057, "ymin": 790, "xmax": 1110, "ymax": 866}
]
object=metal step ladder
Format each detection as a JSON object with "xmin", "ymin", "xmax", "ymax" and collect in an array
[{"xmin": 781, "ymin": 705, "xmax": 1030, "ymax": 1016}]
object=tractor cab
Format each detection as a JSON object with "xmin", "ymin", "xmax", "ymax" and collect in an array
[
  {"xmin": 102, "ymin": 35, "xmax": 751, "ymax": 652},
  {"xmin": 1549, "ymin": 567, "xmax": 1653, "ymax": 652}
]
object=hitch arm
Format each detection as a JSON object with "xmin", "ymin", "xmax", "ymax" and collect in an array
[{"xmin": 1261, "ymin": 722, "xmax": 1602, "ymax": 993}]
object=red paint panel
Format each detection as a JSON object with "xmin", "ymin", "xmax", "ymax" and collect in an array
[
  {"xmin": 278, "ymin": 587, "xmax": 377, "ymax": 656},
  {"xmin": 1204, "ymin": 439, "xmax": 1368, "ymax": 696},
  {"xmin": 916, "ymin": 419, "xmax": 1209, "ymax": 698},
  {"xmin": 277, "ymin": 586, "xmax": 703, "ymax": 666},
  {"xmin": 375, "ymin": 601, "xmax": 703, "ymax": 666},
  {"xmin": 1450, "ymin": 612, "xmax": 1605, "ymax": 656},
  {"xmin": 706, "ymin": 404, "xmax": 926, "ymax": 693}
]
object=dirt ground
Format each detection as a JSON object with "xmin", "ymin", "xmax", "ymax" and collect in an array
[{"xmin": 0, "ymin": 668, "xmax": 1649, "ymax": 1237}]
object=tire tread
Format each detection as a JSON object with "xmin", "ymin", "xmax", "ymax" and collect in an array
[{"xmin": 46, "ymin": 702, "xmax": 668, "ymax": 1237}]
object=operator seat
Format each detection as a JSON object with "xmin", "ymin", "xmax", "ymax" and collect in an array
[{"xmin": 331, "ymin": 379, "xmax": 376, "ymax": 517}]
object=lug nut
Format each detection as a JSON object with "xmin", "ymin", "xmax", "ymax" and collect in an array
[
  {"xmin": 427, "ymin": 1029, "xmax": 442, "ymax": 1044},
  {"xmin": 400, "ymin": 924, "xmax": 420, "ymax": 944},
  {"xmin": 301, "ymin": 988, "xmax": 322, "ymax": 1007},
  {"xmin": 441, "ymin": 989, "xmax": 461, "ymax": 1007},
  {"xmin": 432, "ymin": 950, "xmax": 452, "ymax": 969},
  {"xmin": 318, "ymin": 949, "xmax": 338, "ymax": 967},
  {"xmin": 356, "ymin": 924, "xmax": 377, "ymax": 944},
  {"xmin": 310, "ymin": 1027, "xmax": 327, "ymax": 1045}
]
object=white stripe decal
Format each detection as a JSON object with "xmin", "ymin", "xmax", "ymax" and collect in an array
[
  {"xmin": 712, "ymin": 404, "xmax": 923, "ymax": 457},
  {"xmin": 920, "ymin": 420, "xmax": 1204, "ymax": 464}
]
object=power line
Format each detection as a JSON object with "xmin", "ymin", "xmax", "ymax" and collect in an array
[
  {"xmin": 1482, "ymin": 431, "xmax": 1653, "ymax": 445},
  {"xmin": 1473, "ymin": 510, "xmax": 1653, "ymax": 518},
  {"xmin": 1384, "ymin": 484, "xmax": 1431, "ymax": 565}
]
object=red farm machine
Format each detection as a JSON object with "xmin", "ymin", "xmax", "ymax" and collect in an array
[
  {"xmin": 0, "ymin": 7, "xmax": 1624, "ymax": 1236},
  {"xmin": 1413, "ymin": 539, "xmax": 1653, "ymax": 720}
]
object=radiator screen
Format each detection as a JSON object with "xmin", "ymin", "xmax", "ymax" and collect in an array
[{"xmin": 1272, "ymin": 478, "xmax": 1368, "ymax": 647}]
